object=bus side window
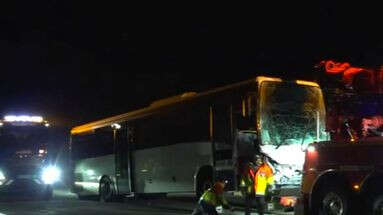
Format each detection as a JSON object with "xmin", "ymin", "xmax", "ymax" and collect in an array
[
  {"xmin": 233, "ymin": 95, "xmax": 258, "ymax": 156},
  {"xmin": 213, "ymin": 105, "xmax": 231, "ymax": 147},
  {"xmin": 234, "ymin": 95, "xmax": 257, "ymax": 131},
  {"xmin": 94, "ymin": 127, "xmax": 114, "ymax": 157},
  {"xmin": 165, "ymin": 106, "xmax": 210, "ymax": 145},
  {"xmin": 247, "ymin": 94, "xmax": 257, "ymax": 118},
  {"xmin": 135, "ymin": 106, "xmax": 210, "ymax": 150},
  {"xmin": 72, "ymin": 127, "xmax": 114, "ymax": 159},
  {"xmin": 72, "ymin": 134, "xmax": 93, "ymax": 160},
  {"xmin": 172, "ymin": 106, "xmax": 210, "ymax": 143}
]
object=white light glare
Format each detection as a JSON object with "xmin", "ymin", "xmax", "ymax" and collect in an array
[
  {"xmin": 39, "ymin": 149, "xmax": 45, "ymax": 154},
  {"xmin": 307, "ymin": 145, "xmax": 316, "ymax": 153},
  {"xmin": 4, "ymin": 115, "xmax": 43, "ymax": 123},
  {"xmin": 42, "ymin": 166, "xmax": 61, "ymax": 184},
  {"xmin": 0, "ymin": 171, "xmax": 5, "ymax": 181},
  {"xmin": 86, "ymin": 169, "xmax": 95, "ymax": 176},
  {"xmin": 111, "ymin": 123, "xmax": 121, "ymax": 129}
]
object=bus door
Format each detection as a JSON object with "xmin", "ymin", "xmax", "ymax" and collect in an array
[
  {"xmin": 232, "ymin": 94, "xmax": 258, "ymax": 189},
  {"xmin": 114, "ymin": 122, "xmax": 132, "ymax": 194}
]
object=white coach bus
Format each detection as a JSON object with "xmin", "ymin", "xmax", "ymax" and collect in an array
[{"xmin": 69, "ymin": 76, "xmax": 328, "ymax": 202}]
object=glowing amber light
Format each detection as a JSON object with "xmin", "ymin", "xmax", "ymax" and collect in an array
[
  {"xmin": 353, "ymin": 184, "xmax": 360, "ymax": 190},
  {"xmin": 280, "ymin": 196, "xmax": 297, "ymax": 207},
  {"xmin": 256, "ymin": 76, "xmax": 282, "ymax": 85},
  {"xmin": 296, "ymin": 80, "xmax": 320, "ymax": 87},
  {"xmin": 111, "ymin": 123, "xmax": 121, "ymax": 129}
]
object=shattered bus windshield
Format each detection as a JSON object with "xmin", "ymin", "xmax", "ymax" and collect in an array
[
  {"xmin": 258, "ymin": 81, "xmax": 328, "ymax": 185},
  {"xmin": 260, "ymin": 81, "xmax": 328, "ymax": 147}
]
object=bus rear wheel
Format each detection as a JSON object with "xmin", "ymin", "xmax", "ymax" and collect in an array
[{"xmin": 99, "ymin": 177, "xmax": 115, "ymax": 202}]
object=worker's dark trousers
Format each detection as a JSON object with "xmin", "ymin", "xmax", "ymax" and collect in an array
[{"xmin": 245, "ymin": 194, "xmax": 265, "ymax": 215}]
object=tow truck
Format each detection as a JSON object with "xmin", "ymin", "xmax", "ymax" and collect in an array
[
  {"xmin": 295, "ymin": 61, "xmax": 383, "ymax": 215},
  {"xmin": 0, "ymin": 115, "xmax": 61, "ymax": 200}
]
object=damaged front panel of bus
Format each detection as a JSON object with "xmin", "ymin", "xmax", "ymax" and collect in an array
[{"xmin": 258, "ymin": 81, "xmax": 329, "ymax": 186}]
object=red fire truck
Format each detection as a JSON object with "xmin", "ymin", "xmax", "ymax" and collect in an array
[{"xmin": 295, "ymin": 61, "xmax": 383, "ymax": 215}]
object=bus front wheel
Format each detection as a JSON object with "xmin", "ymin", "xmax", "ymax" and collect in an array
[{"xmin": 99, "ymin": 176, "xmax": 115, "ymax": 202}]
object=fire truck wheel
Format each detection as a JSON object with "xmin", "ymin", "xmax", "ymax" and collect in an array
[
  {"xmin": 371, "ymin": 195, "xmax": 383, "ymax": 215},
  {"xmin": 318, "ymin": 186, "xmax": 349, "ymax": 215}
]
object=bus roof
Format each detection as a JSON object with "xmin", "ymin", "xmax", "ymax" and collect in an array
[{"xmin": 70, "ymin": 76, "xmax": 319, "ymax": 135}]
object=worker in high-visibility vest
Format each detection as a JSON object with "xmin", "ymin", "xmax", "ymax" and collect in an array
[
  {"xmin": 239, "ymin": 161, "xmax": 256, "ymax": 196},
  {"xmin": 243, "ymin": 155, "xmax": 275, "ymax": 215},
  {"xmin": 191, "ymin": 181, "xmax": 233, "ymax": 215}
]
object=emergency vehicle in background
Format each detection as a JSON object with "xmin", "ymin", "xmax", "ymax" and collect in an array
[
  {"xmin": 296, "ymin": 61, "xmax": 383, "ymax": 215},
  {"xmin": 0, "ymin": 115, "xmax": 60, "ymax": 200},
  {"xmin": 70, "ymin": 76, "xmax": 328, "ymax": 212}
]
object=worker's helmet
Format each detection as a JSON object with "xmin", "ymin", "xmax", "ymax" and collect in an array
[{"xmin": 213, "ymin": 181, "xmax": 225, "ymax": 194}]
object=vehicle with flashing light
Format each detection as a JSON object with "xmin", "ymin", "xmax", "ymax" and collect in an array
[
  {"xmin": 69, "ymin": 76, "xmax": 328, "ymax": 212},
  {"xmin": 0, "ymin": 115, "xmax": 60, "ymax": 200},
  {"xmin": 295, "ymin": 61, "xmax": 383, "ymax": 215},
  {"xmin": 295, "ymin": 137, "xmax": 383, "ymax": 215}
]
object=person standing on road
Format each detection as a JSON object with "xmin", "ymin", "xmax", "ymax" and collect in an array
[
  {"xmin": 241, "ymin": 161, "xmax": 257, "ymax": 215},
  {"xmin": 243, "ymin": 154, "xmax": 275, "ymax": 215},
  {"xmin": 191, "ymin": 181, "xmax": 233, "ymax": 215}
]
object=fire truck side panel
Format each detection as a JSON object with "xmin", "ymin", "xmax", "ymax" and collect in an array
[{"xmin": 300, "ymin": 140, "xmax": 383, "ymax": 214}]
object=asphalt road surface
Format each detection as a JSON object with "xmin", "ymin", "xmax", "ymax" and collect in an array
[{"xmin": 0, "ymin": 187, "xmax": 292, "ymax": 215}]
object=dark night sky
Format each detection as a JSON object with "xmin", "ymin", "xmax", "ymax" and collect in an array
[{"xmin": 1, "ymin": 2, "xmax": 383, "ymax": 127}]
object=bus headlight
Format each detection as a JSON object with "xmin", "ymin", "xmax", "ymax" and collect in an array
[{"xmin": 42, "ymin": 166, "xmax": 61, "ymax": 184}]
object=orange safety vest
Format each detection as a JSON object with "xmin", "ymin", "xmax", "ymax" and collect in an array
[{"xmin": 253, "ymin": 163, "xmax": 274, "ymax": 196}]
